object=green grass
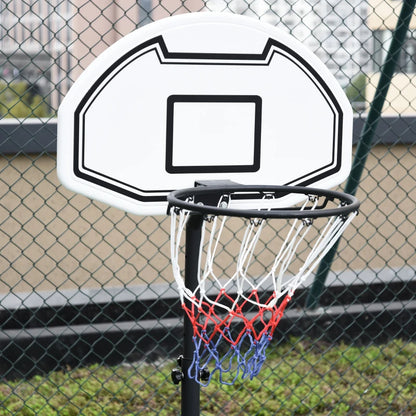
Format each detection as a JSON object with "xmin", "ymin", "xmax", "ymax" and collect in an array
[{"xmin": 0, "ymin": 338, "xmax": 415, "ymax": 415}]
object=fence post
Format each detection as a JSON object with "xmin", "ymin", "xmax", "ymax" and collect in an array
[{"xmin": 305, "ymin": 0, "xmax": 416, "ymax": 310}]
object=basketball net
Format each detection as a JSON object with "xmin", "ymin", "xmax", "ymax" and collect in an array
[{"xmin": 170, "ymin": 193, "xmax": 357, "ymax": 386}]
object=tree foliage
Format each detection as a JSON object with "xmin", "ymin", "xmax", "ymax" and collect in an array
[{"xmin": 0, "ymin": 81, "xmax": 50, "ymax": 118}]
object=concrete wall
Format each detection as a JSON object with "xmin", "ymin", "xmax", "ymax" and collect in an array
[
  {"xmin": 366, "ymin": 73, "xmax": 416, "ymax": 115},
  {"xmin": 367, "ymin": 0, "xmax": 416, "ymax": 31},
  {"xmin": 366, "ymin": 0, "xmax": 416, "ymax": 115},
  {"xmin": 1, "ymin": 143, "xmax": 414, "ymax": 295}
]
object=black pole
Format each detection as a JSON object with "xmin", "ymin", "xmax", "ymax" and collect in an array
[
  {"xmin": 305, "ymin": 0, "xmax": 416, "ymax": 310},
  {"xmin": 181, "ymin": 213, "xmax": 203, "ymax": 416}
]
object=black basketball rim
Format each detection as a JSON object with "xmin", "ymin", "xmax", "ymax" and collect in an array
[{"xmin": 167, "ymin": 185, "xmax": 360, "ymax": 219}]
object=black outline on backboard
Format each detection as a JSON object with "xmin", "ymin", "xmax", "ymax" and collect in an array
[
  {"xmin": 73, "ymin": 35, "xmax": 344, "ymax": 203},
  {"xmin": 165, "ymin": 94, "xmax": 262, "ymax": 174}
]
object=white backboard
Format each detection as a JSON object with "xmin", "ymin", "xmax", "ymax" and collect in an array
[{"xmin": 58, "ymin": 13, "xmax": 353, "ymax": 215}]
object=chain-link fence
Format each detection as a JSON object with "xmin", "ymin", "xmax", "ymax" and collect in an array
[{"xmin": 1, "ymin": 0, "xmax": 416, "ymax": 414}]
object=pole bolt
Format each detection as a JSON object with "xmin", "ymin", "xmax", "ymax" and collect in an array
[
  {"xmin": 200, "ymin": 368, "xmax": 210, "ymax": 382},
  {"xmin": 171, "ymin": 368, "xmax": 184, "ymax": 384}
]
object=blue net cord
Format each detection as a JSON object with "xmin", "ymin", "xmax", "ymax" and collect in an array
[{"xmin": 188, "ymin": 329, "xmax": 273, "ymax": 386}]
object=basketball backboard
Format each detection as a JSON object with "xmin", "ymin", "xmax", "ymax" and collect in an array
[{"xmin": 57, "ymin": 12, "xmax": 353, "ymax": 216}]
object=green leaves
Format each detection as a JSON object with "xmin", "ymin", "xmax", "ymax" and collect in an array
[{"xmin": 0, "ymin": 81, "xmax": 50, "ymax": 119}]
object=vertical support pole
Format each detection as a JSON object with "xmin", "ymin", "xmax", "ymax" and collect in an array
[
  {"xmin": 182, "ymin": 213, "xmax": 203, "ymax": 416},
  {"xmin": 305, "ymin": 0, "xmax": 416, "ymax": 310}
]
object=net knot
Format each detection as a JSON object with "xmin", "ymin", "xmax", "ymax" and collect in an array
[{"xmin": 182, "ymin": 289, "xmax": 292, "ymax": 385}]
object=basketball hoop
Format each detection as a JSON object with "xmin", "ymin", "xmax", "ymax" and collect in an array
[
  {"xmin": 168, "ymin": 184, "xmax": 359, "ymax": 386},
  {"xmin": 56, "ymin": 10, "xmax": 359, "ymax": 415}
]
